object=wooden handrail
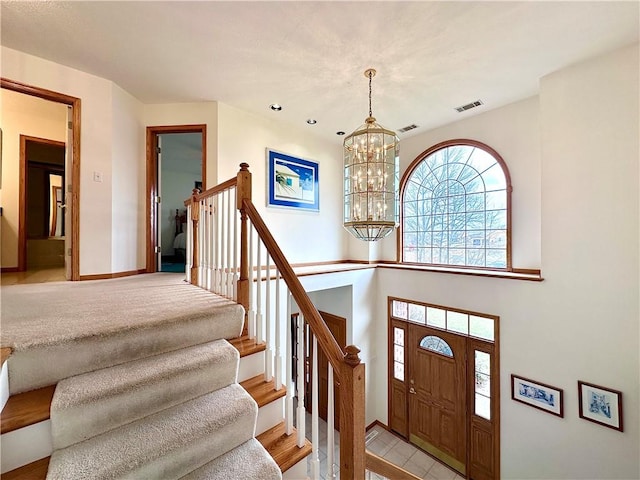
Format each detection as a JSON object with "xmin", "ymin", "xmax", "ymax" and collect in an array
[
  {"xmin": 365, "ymin": 451, "xmax": 422, "ymax": 480},
  {"xmin": 183, "ymin": 177, "xmax": 237, "ymax": 207},
  {"xmin": 242, "ymin": 200, "xmax": 345, "ymax": 373}
]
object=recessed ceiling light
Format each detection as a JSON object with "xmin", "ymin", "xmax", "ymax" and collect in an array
[
  {"xmin": 336, "ymin": 131, "xmax": 345, "ymax": 136},
  {"xmin": 270, "ymin": 104, "xmax": 282, "ymax": 111},
  {"xmin": 306, "ymin": 119, "xmax": 317, "ymax": 125}
]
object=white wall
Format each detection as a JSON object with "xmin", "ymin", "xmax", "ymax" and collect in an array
[
  {"xmin": 217, "ymin": 103, "xmax": 349, "ymax": 264},
  {"xmin": 143, "ymin": 103, "xmax": 218, "ymax": 188},
  {"xmin": 377, "ymin": 95, "xmax": 542, "ymax": 269},
  {"xmin": 0, "ymin": 89, "xmax": 67, "ymax": 268},
  {"xmin": 1, "ymin": 47, "xmax": 140, "ymax": 276},
  {"xmin": 301, "ymin": 268, "xmax": 378, "ymax": 425},
  {"xmin": 111, "ymin": 83, "xmax": 145, "ymax": 272},
  {"xmin": 372, "ymin": 44, "xmax": 639, "ymax": 479}
]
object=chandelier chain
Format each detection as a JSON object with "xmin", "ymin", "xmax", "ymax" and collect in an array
[{"xmin": 368, "ymin": 70, "xmax": 373, "ymax": 118}]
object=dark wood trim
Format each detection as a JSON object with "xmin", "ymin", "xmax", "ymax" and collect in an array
[
  {"xmin": 366, "ymin": 419, "xmax": 387, "ymax": 432},
  {"xmin": 378, "ymin": 263, "xmax": 543, "ymax": 282},
  {"xmin": 2, "ymin": 78, "xmax": 81, "ymax": 281},
  {"xmin": 1, "ymin": 267, "xmax": 20, "ymax": 273},
  {"xmin": 365, "ymin": 451, "xmax": 422, "ymax": 480},
  {"xmin": 18, "ymin": 136, "xmax": 66, "ymax": 271},
  {"xmin": 0, "ymin": 385, "xmax": 55, "ymax": 434},
  {"xmin": 78, "ymin": 269, "xmax": 146, "ymax": 281},
  {"xmin": 1, "ymin": 347, "xmax": 12, "ymax": 366},
  {"xmin": 398, "ymin": 138, "xmax": 514, "ymax": 271},
  {"xmin": 146, "ymin": 125, "xmax": 206, "ymax": 273},
  {"xmin": 1, "ymin": 457, "xmax": 50, "ymax": 480}
]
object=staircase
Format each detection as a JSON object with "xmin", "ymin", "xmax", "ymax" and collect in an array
[{"xmin": 0, "ymin": 276, "xmax": 310, "ymax": 479}]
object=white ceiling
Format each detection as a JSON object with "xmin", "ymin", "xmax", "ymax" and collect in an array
[{"xmin": 1, "ymin": 1, "xmax": 638, "ymax": 144}]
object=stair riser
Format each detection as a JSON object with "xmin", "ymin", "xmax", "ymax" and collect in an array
[
  {"xmin": 1, "ymin": 361, "xmax": 9, "ymax": 413},
  {"xmin": 256, "ymin": 397, "xmax": 285, "ymax": 436},
  {"xmin": 51, "ymin": 342, "xmax": 239, "ymax": 449},
  {"xmin": 238, "ymin": 350, "xmax": 265, "ymax": 382},
  {"xmin": 9, "ymin": 308, "xmax": 243, "ymax": 395},
  {"xmin": 282, "ymin": 458, "xmax": 308, "ymax": 480},
  {"xmin": 0, "ymin": 420, "xmax": 51, "ymax": 474}
]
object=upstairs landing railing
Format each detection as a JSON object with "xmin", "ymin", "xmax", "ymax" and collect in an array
[{"xmin": 184, "ymin": 164, "xmax": 419, "ymax": 480}]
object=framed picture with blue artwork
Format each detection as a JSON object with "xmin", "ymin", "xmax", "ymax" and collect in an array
[
  {"xmin": 511, "ymin": 374, "xmax": 564, "ymax": 417},
  {"xmin": 578, "ymin": 381, "xmax": 623, "ymax": 431},
  {"xmin": 266, "ymin": 148, "xmax": 319, "ymax": 211}
]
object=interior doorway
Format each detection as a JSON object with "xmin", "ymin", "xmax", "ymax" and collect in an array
[
  {"xmin": 20, "ymin": 136, "xmax": 66, "ymax": 270},
  {"xmin": 2, "ymin": 79, "xmax": 81, "ymax": 280},
  {"xmin": 146, "ymin": 125, "xmax": 206, "ymax": 273}
]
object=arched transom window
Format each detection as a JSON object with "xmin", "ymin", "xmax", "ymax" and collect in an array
[{"xmin": 401, "ymin": 140, "xmax": 511, "ymax": 269}]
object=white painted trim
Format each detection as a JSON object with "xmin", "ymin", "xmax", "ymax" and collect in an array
[{"xmin": 1, "ymin": 420, "xmax": 52, "ymax": 473}]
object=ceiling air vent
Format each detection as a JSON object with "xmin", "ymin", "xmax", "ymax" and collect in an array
[
  {"xmin": 455, "ymin": 100, "xmax": 483, "ymax": 113},
  {"xmin": 398, "ymin": 124, "xmax": 419, "ymax": 133}
]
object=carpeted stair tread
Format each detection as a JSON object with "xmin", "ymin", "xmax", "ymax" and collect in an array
[
  {"xmin": 179, "ymin": 438, "xmax": 282, "ymax": 480},
  {"xmin": 50, "ymin": 340, "xmax": 239, "ymax": 449},
  {"xmin": 2, "ymin": 273, "xmax": 245, "ymax": 394},
  {"xmin": 46, "ymin": 384, "xmax": 257, "ymax": 480}
]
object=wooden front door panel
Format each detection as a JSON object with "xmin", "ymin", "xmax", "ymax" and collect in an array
[{"xmin": 409, "ymin": 324, "xmax": 466, "ymax": 474}]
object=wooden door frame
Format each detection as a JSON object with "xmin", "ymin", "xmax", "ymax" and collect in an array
[
  {"xmin": 2, "ymin": 78, "xmax": 81, "ymax": 279},
  {"xmin": 387, "ymin": 298, "xmax": 501, "ymax": 480},
  {"xmin": 145, "ymin": 125, "xmax": 206, "ymax": 272}
]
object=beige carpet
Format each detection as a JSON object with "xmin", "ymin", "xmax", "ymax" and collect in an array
[{"xmin": 1, "ymin": 273, "xmax": 245, "ymax": 393}]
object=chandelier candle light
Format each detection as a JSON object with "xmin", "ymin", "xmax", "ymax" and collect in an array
[{"xmin": 343, "ymin": 68, "xmax": 400, "ymax": 241}]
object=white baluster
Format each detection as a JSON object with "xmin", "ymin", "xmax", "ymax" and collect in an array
[
  {"xmin": 311, "ymin": 335, "xmax": 320, "ymax": 480},
  {"xmin": 202, "ymin": 198, "xmax": 211, "ymax": 290},
  {"xmin": 185, "ymin": 205, "xmax": 192, "ymax": 280},
  {"xmin": 274, "ymin": 269, "xmax": 282, "ymax": 390},
  {"xmin": 198, "ymin": 200, "xmax": 205, "ymax": 287},
  {"xmin": 285, "ymin": 293, "xmax": 294, "ymax": 435},
  {"xmin": 296, "ymin": 313, "xmax": 306, "ymax": 447},
  {"xmin": 327, "ymin": 364, "xmax": 336, "ymax": 479},
  {"xmin": 207, "ymin": 197, "xmax": 214, "ymax": 291},
  {"xmin": 220, "ymin": 191, "xmax": 226, "ymax": 296},
  {"xmin": 256, "ymin": 240, "xmax": 263, "ymax": 344},
  {"xmin": 265, "ymin": 254, "xmax": 273, "ymax": 382},
  {"xmin": 248, "ymin": 224, "xmax": 255, "ymax": 340},
  {"xmin": 226, "ymin": 188, "xmax": 233, "ymax": 297}
]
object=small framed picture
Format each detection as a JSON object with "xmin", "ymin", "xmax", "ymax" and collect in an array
[
  {"xmin": 578, "ymin": 381, "xmax": 623, "ymax": 431},
  {"xmin": 266, "ymin": 148, "xmax": 319, "ymax": 211},
  {"xmin": 511, "ymin": 374, "xmax": 563, "ymax": 417}
]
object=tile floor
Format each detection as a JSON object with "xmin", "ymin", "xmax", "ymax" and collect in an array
[{"xmin": 305, "ymin": 415, "xmax": 462, "ymax": 480}]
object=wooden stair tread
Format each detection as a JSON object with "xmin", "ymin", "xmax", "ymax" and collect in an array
[
  {"xmin": 1, "ymin": 347, "xmax": 12, "ymax": 367},
  {"xmin": 229, "ymin": 335, "xmax": 266, "ymax": 357},
  {"xmin": 240, "ymin": 374, "xmax": 286, "ymax": 407},
  {"xmin": 257, "ymin": 421, "xmax": 312, "ymax": 473},
  {"xmin": 1, "ymin": 385, "xmax": 55, "ymax": 434},
  {"xmin": 1, "ymin": 456, "xmax": 49, "ymax": 480}
]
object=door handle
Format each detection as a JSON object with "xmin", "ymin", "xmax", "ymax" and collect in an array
[{"xmin": 409, "ymin": 387, "xmax": 416, "ymax": 394}]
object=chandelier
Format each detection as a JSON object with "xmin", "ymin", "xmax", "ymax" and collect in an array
[{"xmin": 343, "ymin": 68, "xmax": 399, "ymax": 241}]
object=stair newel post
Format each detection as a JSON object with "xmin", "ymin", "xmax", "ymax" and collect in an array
[
  {"xmin": 189, "ymin": 188, "xmax": 201, "ymax": 285},
  {"xmin": 236, "ymin": 163, "xmax": 252, "ymax": 331},
  {"xmin": 340, "ymin": 345, "xmax": 366, "ymax": 480}
]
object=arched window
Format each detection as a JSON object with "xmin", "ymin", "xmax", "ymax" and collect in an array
[
  {"xmin": 419, "ymin": 335, "xmax": 453, "ymax": 357},
  {"xmin": 400, "ymin": 140, "xmax": 511, "ymax": 269}
]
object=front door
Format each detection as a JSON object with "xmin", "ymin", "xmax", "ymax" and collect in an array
[{"xmin": 408, "ymin": 324, "xmax": 467, "ymax": 475}]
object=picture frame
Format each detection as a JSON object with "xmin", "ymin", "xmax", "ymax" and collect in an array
[
  {"xmin": 511, "ymin": 374, "xmax": 563, "ymax": 417},
  {"xmin": 578, "ymin": 381, "xmax": 623, "ymax": 431},
  {"xmin": 266, "ymin": 148, "xmax": 319, "ymax": 211}
]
